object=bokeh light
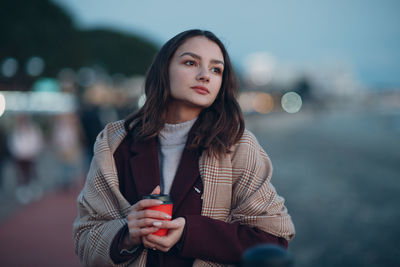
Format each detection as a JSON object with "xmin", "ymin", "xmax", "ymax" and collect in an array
[
  {"xmin": 1, "ymin": 57, "xmax": 18, "ymax": 78},
  {"xmin": 58, "ymin": 68, "xmax": 77, "ymax": 92},
  {"xmin": 26, "ymin": 56, "xmax": 45, "ymax": 76},
  {"xmin": 243, "ymin": 52, "xmax": 276, "ymax": 87},
  {"xmin": 138, "ymin": 94, "xmax": 146, "ymax": 109},
  {"xmin": 281, "ymin": 92, "xmax": 302, "ymax": 113},
  {"xmin": 238, "ymin": 92, "xmax": 255, "ymax": 113},
  {"xmin": 33, "ymin": 78, "xmax": 61, "ymax": 92},
  {"xmin": 0, "ymin": 93, "xmax": 5, "ymax": 117},
  {"xmin": 77, "ymin": 67, "xmax": 96, "ymax": 87},
  {"xmin": 1, "ymin": 91, "xmax": 76, "ymax": 113},
  {"xmin": 252, "ymin": 92, "xmax": 274, "ymax": 114}
]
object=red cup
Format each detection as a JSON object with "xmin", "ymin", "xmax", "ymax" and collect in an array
[{"xmin": 143, "ymin": 194, "xmax": 173, "ymax": 236}]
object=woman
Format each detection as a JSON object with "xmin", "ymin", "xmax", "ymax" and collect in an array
[{"xmin": 73, "ymin": 29, "xmax": 295, "ymax": 267}]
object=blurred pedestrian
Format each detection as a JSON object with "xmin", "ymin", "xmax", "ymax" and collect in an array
[
  {"xmin": 52, "ymin": 113, "xmax": 83, "ymax": 190},
  {"xmin": 73, "ymin": 29, "xmax": 295, "ymax": 266},
  {"xmin": 7, "ymin": 114, "xmax": 43, "ymax": 204},
  {"xmin": 78, "ymin": 96, "xmax": 104, "ymax": 166}
]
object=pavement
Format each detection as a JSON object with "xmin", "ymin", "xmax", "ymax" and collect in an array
[{"xmin": 0, "ymin": 186, "xmax": 82, "ymax": 267}]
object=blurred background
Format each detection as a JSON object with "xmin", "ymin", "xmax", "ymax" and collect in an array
[{"xmin": 0, "ymin": 0, "xmax": 399, "ymax": 266}]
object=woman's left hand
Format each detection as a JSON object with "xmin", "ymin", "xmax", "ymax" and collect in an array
[{"xmin": 142, "ymin": 217, "xmax": 186, "ymax": 252}]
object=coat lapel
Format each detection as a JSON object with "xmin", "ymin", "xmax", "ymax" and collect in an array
[
  {"xmin": 129, "ymin": 137, "xmax": 161, "ymax": 198},
  {"xmin": 169, "ymin": 119, "xmax": 202, "ymax": 213},
  {"xmin": 169, "ymin": 146, "xmax": 200, "ymax": 213}
]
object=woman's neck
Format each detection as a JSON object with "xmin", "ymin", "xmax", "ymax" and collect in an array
[{"xmin": 165, "ymin": 104, "xmax": 202, "ymax": 124}]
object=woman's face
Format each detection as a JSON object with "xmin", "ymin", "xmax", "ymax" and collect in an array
[{"xmin": 168, "ymin": 36, "xmax": 224, "ymax": 118}]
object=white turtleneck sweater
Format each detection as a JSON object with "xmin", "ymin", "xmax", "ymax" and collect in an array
[{"xmin": 158, "ymin": 118, "xmax": 197, "ymax": 194}]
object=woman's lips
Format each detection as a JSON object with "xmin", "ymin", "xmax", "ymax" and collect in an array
[{"xmin": 191, "ymin": 86, "xmax": 210, "ymax": 95}]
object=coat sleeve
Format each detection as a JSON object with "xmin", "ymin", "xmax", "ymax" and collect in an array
[
  {"xmin": 179, "ymin": 214, "xmax": 287, "ymax": 264},
  {"xmin": 72, "ymin": 158, "xmax": 133, "ymax": 267},
  {"xmin": 227, "ymin": 130, "xmax": 295, "ymax": 240},
  {"xmin": 181, "ymin": 130, "xmax": 295, "ymax": 264}
]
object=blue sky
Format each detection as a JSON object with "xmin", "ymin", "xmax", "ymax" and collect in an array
[{"xmin": 54, "ymin": 0, "xmax": 400, "ymax": 88}]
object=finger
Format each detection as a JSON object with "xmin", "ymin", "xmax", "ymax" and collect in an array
[
  {"xmin": 128, "ymin": 210, "xmax": 169, "ymax": 222},
  {"xmin": 129, "ymin": 226, "xmax": 160, "ymax": 238},
  {"xmin": 151, "ymin": 218, "xmax": 183, "ymax": 229},
  {"xmin": 145, "ymin": 234, "xmax": 171, "ymax": 251},
  {"xmin": 150, "ymin": 185, "xmax": 161, "ymax": 195},
  {"xmin": 142, "ymin": 235, "xmax": 170, "ymax": 252},
  {"xmin": 131, "ymin": 199, "xmax": 163, "ymax": 211},
  {"xmin": 128, "ymin": 209, "xmax": 169, "ymax": 222},
  {"xmin": 128, "ymin": 218, "xmax": 155, "ymax": 228},
  {"xmin": 134, "ymin": 218, "xmax": 164, "ymax": 228},
  {"xmin": 135, "ymin": 209, "xmax": 172, "ymax": 220},
  {"xmin": 142, "ymin": 236, "xmax": 158, "ymax": 250}
]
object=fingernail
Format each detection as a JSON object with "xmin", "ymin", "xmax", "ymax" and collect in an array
[
  {"xmin": 154, "ymin": 200, "xmax": 163, "ymax": 205},
  {"xmin": 164, "ymin": 214, "xmax": 171, "ymax": 219},
  {"xmin": 153, "ymin": 221, "xmax": 162, "ymax": 227}
]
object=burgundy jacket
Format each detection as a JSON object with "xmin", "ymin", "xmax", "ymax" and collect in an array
[{"xmin": 110, "ymin": 128, "xmax": 287, "ymax": 266}]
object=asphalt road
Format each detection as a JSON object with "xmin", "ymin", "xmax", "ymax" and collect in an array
[{"xmin": 246, "ymin": 109, "xmax": 400, "ymax": 267}]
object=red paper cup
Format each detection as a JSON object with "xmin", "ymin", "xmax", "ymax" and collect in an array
[{"xmin": 143, "ymin": 194, "xmax": 173, "ymax": 236}]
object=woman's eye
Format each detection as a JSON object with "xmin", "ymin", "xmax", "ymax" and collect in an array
[
  {"xmin": 184, "ymin": 60, "xmax": 196, "ymax": 66},
  {"xmin": 211, "ymin": 67, "xmax": 222, "ymax": 74}
]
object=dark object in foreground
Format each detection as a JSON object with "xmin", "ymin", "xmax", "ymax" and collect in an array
[{"xmin": 241, "ymin": 244, "xmax": 293, "ymax": 267}]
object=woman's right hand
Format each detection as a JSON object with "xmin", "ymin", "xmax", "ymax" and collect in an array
[{"xmin": 124, "ymin": 186, "xmax": 171, "ymax": 247}]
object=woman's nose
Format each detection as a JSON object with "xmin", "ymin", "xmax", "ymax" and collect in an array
[{"xmin": 196, "ymin": 68, "xmax": 210, "ymax": 82}]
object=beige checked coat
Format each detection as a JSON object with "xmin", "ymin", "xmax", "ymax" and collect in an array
[{"xmin": 73, "ymin": 120, "xmax": 295, "ymax": 267}]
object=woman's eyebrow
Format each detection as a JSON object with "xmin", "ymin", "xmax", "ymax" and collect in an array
[
  {"xmin": 179, "ymin": 52, "xmax": 224, "ymax": 66},
  {"xmin": 211, "ymin": 59, "xmax": 224, "ymax": 66}
]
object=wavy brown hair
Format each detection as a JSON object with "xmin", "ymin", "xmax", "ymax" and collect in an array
[{"xmin": 124, "ymin": 29, "xmax": 244, "ymax": 156}]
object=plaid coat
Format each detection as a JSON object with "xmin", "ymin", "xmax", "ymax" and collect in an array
[{"xmin": 73, "ymin": 120, "xmax": 295, "ymax": 267}]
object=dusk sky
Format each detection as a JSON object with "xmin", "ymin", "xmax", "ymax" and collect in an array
[{"xmin": 54, "ymin": 0, "xmax": 400, "ymax": 89}]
